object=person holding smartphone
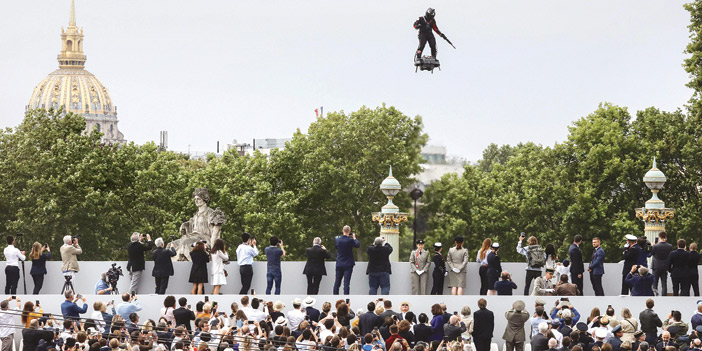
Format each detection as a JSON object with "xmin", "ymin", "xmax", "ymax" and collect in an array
[
  {"xmin": 28, "ymin": 242, "xmax": 50, "ymax": 295},
  {"xmin": 236, "ymin": 232, "xmax": 259, "ymax": 295},
  {"xmin": 265, "ymin": 236, "xmax": 285, "ymax": 295}
]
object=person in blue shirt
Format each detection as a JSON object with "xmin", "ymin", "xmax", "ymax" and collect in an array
[
  {"xmin": 236, "ymin": 232, "xmax": 259, "ymax": 294},
  {"xmin": 333, "ymin": 225, "xmax": 360, "ymax": 295},
  {"xmin": 588, "ymin": 237, "xmax": 605, "ymax": 296},
  {"xmin": 265, "ymin": 236, "xmax": 286, "ymax": 295},
  {"xmin": 60, "ymin": 290, "xmax": 88, "ymax": 320},
  {"xmin": 94, "ymin": 272, "xmax": 113, "ymax": 295},
  {"xmin": 116, "ymin": 293, "xmax": 142, "ymax": 321}
]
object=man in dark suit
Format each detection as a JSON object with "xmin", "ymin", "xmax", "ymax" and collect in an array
[
  {"xmin": 530, "ymin": 322, "xmax": 549, "ymax": 351},
  {"xmin": 651, "ymin": 231, "xmax": 673, "ymax": 296},
  {"xmin": 639, "ymin": 298, "xmax": 662, "ymax": 346},
  {"xmin": 333, "ymin": 225, "xmax": 360, "ymax": 295},
  {"xmin": 303, "ymin": 237, "xmax": 331, "ymax": 295},
  {"xmin": 173, "ymin": 297, "xmax": 196, "ymax": 331},
  {"xmin": 568, "ymin": 235, "xmax": 585, "ymax": 296},
  {"xmin": 22, "ymin": 319, "xmax": 54, "ymax": 351},
  {"xmin": 669, "ymin": 239, "xmax": 690, "ymax": 296},
  {"xmin": 126, "ymin": 232, "xmax": 153, "ymax": 294},
  {"xmin": 625, "ymin": 266, "xmax": 655, "ymax": 296},
  {"xmin": 302, "ymin": 296, "xmax": 320, "ymax": 322},
  {"xmin": 367, "ymin": 237, "xmax": 393, "ymax": 295},
  {"xmin": 588, "ymin": 237, "xmax": 605, "ymax": 296},
  {"xmin": 359, "ymin": 302, "xmax": 381, "ymax": 336},
  {"xmin": 473, "ymin": 298, "xmax": 494, "ymax": 351},
  {"xmin": 622, "ymin": 234, "xmax": 640, "ymax": 295},
  {"xmin": 503, "ymin": 300, "xmax": 530, "ymax": 351},
  {"xmin": 151, "ymin": 238, "xmax": 176, "ymax": 295},
  {"xmin": 444, "ymin": 315, "xmax": 467, "ymax": 341},
  {"xmin": 379, "ymin": 300, "xmax": 400, "ymax": 321}
]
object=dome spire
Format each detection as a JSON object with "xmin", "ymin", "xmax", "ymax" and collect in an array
[{"xmin": 69, "ymin": 0, "xmax": 76, "ymax": 27}]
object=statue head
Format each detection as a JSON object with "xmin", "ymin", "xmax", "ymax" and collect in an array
[{"xmin": 192, "ymin": 188, "xmax": 211, "ymax": 204}]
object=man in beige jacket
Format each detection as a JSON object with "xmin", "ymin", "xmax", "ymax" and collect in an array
[
  {"xmin": 503, "ymin": 300, "xmax": 530, "ymax": 351},
  {"xmin": 60, "ymin": 235, "xmax": 82, "ymax": 283}
]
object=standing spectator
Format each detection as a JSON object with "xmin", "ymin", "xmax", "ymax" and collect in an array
[
  {"xmin": 554, "ymin": 274, "xmax": 579, "ymax": 296},
  {"xmin": 60, "ymin": 235, "xmax": 82, "ymax": 285},
  {"xmin": 22, "ymin": 319, "xmax": 53, "ymax": 351},
  {"xmin": 303, "ymin": 237, "xmax": 331, "ymax": 295},
  {"xmin": 688, "ymin": 242, "xmax": 700, "ymax": 296},
  {"xmin": 531, "ymin": 269, "xmax": 555, "ymax": 296},
  {"xmin": 495, "ymin": 271, "xmax": 518, "ymax": 295},
  {"xmin": 531, "ymin": 322, "xmax": 549, "ymax": 351},
  {"xmin": 400, "ymin": 302, "xmax": 417, "ymax": 323},
  {"xmin": 477, "ymin": 238, "xmax": 493, "ymax": 295},
  {"xmin": 28, "ymin": 242, "xmax": 50, "ymax": 295},
  {"xmin": 151, "ymin": 237, "xmax": 176, "ymax": 295},
  {"xmin": 333, "ymin": 225, "xmax": 360, "ymax": 295},
  {"xmin": 413, "ymin": 313, "xmax": 433, "ymax": 343},
  {"xmin": 0, "ymin": 298, "xmax": 21, "ymax": 351},
  {"xmin": 651, "ymin": 231, "xmax": 673, "ymax": 296},
  {"xmin": 3, "ymin": 235, "xmax": 25, "ymax": 295},
  {"xmin": 287, "ymin": 298, "xmax": 306, "ymax": 332},
  {"xmin": 236, "ymin": 232, "xmax": 259, "ymax": 295},
  {"xmin": 61, "ymin": 290, "xmax": 88, "ymax": 320},
  {"xmin": 545, "ymin": 244, "xmax": 558, "ymax": 273},
  {"xmin": 460, "ymin": 305, "xmax": 475, "ymax": 344},
  {"xmin": 691, "ymin": 302, "xmax": 702, "ymax": 331},
  {"xmin": 517, "ymin": 235, "xmax": 545, "ymax": 295},
  {"xmin": 444, "ymin": 315, "xmax": 467, "ymax": 341},
  {"xmin": 619, "ymin": 308, "xmax": 638, "ymax": 342},
  {"xmin": 116, "ymin": 293, "xmax": 142, "ymax": 321},
  {"xmin": 622, "ymin": 235, "xmax": 640, "ymax": 295},
  {"xmin": 503, "ymin": 300, "xmax": 530, "ymax": 351},
  {"xmin": 359, "ymin": 302, "xmax": 380, "ymax": 336},
  {"xmin": 379, "ymin": 300, "xmax": 400, "ymax": 321},
  {"xmin": 126, "ymin": 232, "xmax": 153, "ymax": 294},
  {"xmin": 410, "ymin": 239, "xmax": 431, "ymax": 295},
  {"xmin": 188, "ymin": 241, "xmax": 209, "ymax": 295},
  {"xmin": 569, "ymin": 235, "xmax": 585, "ymax": 296},
  {"xmin": 302, "ymin": 296, "xmax": 320, "ymax": 322},
  {"xmin": 625, "ymin": 266, "xmax": 655, "ymax": 296},
  {"xmin": 210, "ymin": 238, "xmax": 229, "ymax": 295},
  {"xmin": 669, "ymin": 239, "xmax": 689, "ymax": 296},
  {"xmin": 173, "ymin": 297, "xmax": 195, "ymax": 332},
  {"xmin": 589, "ymin": 237, "xmax": 605, "ymax": 296},
  {"xmin": 431, "ymin": 243, "xmax": 446, "ymax": 295},
  {"xmin": 473, "ymin": 298, "xmax": 494, "ymax": 351},
  {"xmin": 367, "ymin": 237, "xmax": 393, "ymax": 295},
  {"xmin": 265, "ymin": 236, "xmax": 286, "ymax": 295},
  {"xmin": 639, "ymin": 298, "xmax": 662, "ymax": 346},
  {"xmin": 636, "ymin": 236, "xmax": 651, "ymax": 268},
  {"xmin": 486, "ymin": 243, "xmax": 502, "ymax": 295},
  {"xmin": 429, "ymin": 304, "xmax": 444, "ymax": 342},
  {"xmin": 447, "ymin": 235, "xmax": 469, "ymax": 295}
]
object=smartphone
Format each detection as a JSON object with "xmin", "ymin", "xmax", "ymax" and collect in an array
[
  {"xmin": 76, "ymin": 294, "xmax": 82, "ymax": 299},
  {"xmin": 453, "ymin": 311, "xmax": 458, "ymax": 315},
  {"xmin": 345, "ymin": 298, "xmax": 350, "ymax": 304},
  {"xmin": 36, "ymin": 300, "xmax": 40, "ymax": 306},
  {"xmin": 251, "ymin": 289, "xmax": 255, "ymax": 295},
  {"xmin": 204, "ymin": 296, "xmax": 209, "ymax": 302},
  {"xmin": 11, "ymin": 296, "xmax": 15, "ymax": 300},
  {"xmin": 212, "ymin": 301, "xmax": 218, "ymax": 308},
  {"xmin": 248, "ymin": 320, "xmax": 255, "ymax": 324},
  {"xmin": 187, "ymin": 304, "xmax": 191, "ymax": 309}
]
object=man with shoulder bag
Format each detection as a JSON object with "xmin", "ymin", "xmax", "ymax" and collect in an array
[{"xmin": 517, "ymin": 234, "xmax": 545, "ymax": 295}]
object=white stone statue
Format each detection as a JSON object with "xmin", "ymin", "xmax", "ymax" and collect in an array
[{"xmin": 170, "ymin": 188, "xmax": 227, "ymax": 261}]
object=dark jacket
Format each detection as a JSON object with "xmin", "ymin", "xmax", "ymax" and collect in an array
[
  {"xmin": 444, "ymin": 322, "xmax": 467, "ymax": 340},
  {"xmin": 651, "ymin": 241, "xmax": 673, "ymax": 271},
  {"xmin": 625, "ymin": 273, "xmax": 655, "ymax": 296},
  {"xmin": 589, "ymin": 247, "xmax": 605, "ymax": 275},
  {"xmin": 29, "ymin": 252, "xmax": 51, "ymax": 275},
  {"xmin": 568, "ymin": 243, "xmax": 584, "ymax": 275},
  {"xmin": 622, "ymin": 245, "xmax": 639, "ymax": 274},
  {"xmin": 413, "ymin": 323, "xmax": 433, "ymax": 343},
  {"xmin": 379, "ymin": 309, "xmax": 400, "ymax": 322},
  {"xmin": 472, "ymin": 307, "xmax": 494, "ymax": 340},
  {"xmin": 359, "ymin": 312, "xmax": 381, "ymax": 336},
  {"xmin": 22, "ymin": 328, "xmax": 54, "ymax": 351},
  {"xmin": 689, "ymin": 250, "xmax": 701, "ymax": 277},
  {"xmin": 639, "ymin": 308, "xmax": 662, "ymax": 336},
  {"xmin": 152, "ymin": 247, "xmax": 176, "ymax": 277},
  {"xmin": 60, "ymin": 300, "xmax": 87, "ymax": 319},
  {"xmin": 367, "ymin": 243, "xmax": 393, "ymax": 274},
  {"xmin": 531, "ymin": 333, "xmax": 549, "ymax": 351},
  {"xmin": 433, "ymin": 252, "xmax": 446, "ymax": 275},
  {"xmin": 669, "ymin": 248, "xmax": 689, "ymax": 278},
  {"xmin": 335, "ymin": 235, "xmax": 360, "ymax": 268},
  {"xmin": 305, "ymin": 307, "xmax": 321, "ymax": 322},
  {"xmin": 303, "ymin": 245, "xmax": 331, "ymax": 276},
  {"xmin": 173, "ymin": 307, "xmax": 196, "ymax": 331},
  {"xmin": 127, "ymin": 240, "xmax": 154, "ymax": 272},
  {"xmin": 487, "ymin": 251, "xmax": 502, "ymax": 279}
]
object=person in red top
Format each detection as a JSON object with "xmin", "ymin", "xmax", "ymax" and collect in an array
[
  {"xmin": 385, "ymin": 324, "xmax": 410, "ymax": 351},
  {"xmin": 414, "ymin": 8, "xmax": 447, "ymax": 61}
]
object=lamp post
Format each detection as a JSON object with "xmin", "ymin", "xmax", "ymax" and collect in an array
[
  {"xmin": 410, "ymin": 187, "xmax": 424, "ymax": 250},
  {"xmin": 635, "ymin": 157, "xmax": 675, "ymax": 245},
  {"xmin": 372, "ymin": 166, "xmax": 409, "ymax": 262}
]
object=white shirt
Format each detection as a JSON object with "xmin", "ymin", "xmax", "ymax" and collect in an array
[
  {"xmin": 320, "ymin": 327, "xmax": 334, "ymax": 342},
  {"xmin": 236, "ymin": 244, "xmax": 259, "ymax": 265},
  {"xmin": 211, "ymin": 250, "xmax": 229, "ymax": 275},
  {"xmin": 247, "ymin": 308, "xmax": 267, "ymax": 322},
  {"xmin": 90, "ymin": 310, "xmax": 106, "ymax": 333},
  {"xmin": 476, "ymin": 249, "xmax": 491, "ymax": 265},
  {"xmin": 3, "ymin": 245, "xmax": 25, "ymax": 267},
  {"xmin": 0, "ymin": 308, "xmax": 16, "ymax": 337},
  {"xmin": 287, "ymin": 309, "xmax": 306, "ymax": 331}
]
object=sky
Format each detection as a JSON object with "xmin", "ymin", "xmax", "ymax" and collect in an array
[{"xmin": 0, "ymin": 1, "xmax": 693, "ymax": 161}]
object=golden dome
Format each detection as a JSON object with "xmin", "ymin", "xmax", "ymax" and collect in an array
[{"xmin": 27, "ymin": 0, "xmax": 124, "ymax": 143}]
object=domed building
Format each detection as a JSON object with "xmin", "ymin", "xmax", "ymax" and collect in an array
[{"xmin": 27, "ymin": 0, "xmax": 125, "ymax": 143}]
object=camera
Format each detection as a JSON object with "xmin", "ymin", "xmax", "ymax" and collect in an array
[
  {"xmin": 106, "ymin": 263, "xmax": 123, "ymax": 292},
  {"xmin": 520, "ymin": 232, "xmax": 526, "ymax": 238},
  {"xmin": 168, "ymin": 235, "xmax": 177, "ymax": 243}
]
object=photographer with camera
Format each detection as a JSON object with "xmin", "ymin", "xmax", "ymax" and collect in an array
[
  {"xmin": 28, "ymin": 242, "xmax": 50, "ymax": 295},
  {"xmin": 60, "ymin": 235, "xmax": 82, "ymax": 284},
  {"xmin": 126, "ymin": 232, "xmax": 153, "ymax": 294},
  {"xmin": 236, "ymin": 232, "xmax": 259, "ymax": 295},
  {"xmin": 94, "ymin": 272, "xmax": 113, "ymax": 295},
  {"xmin": 517, "ymin": 233, "xmax": 546, "ymax": 296},
  {"xmin": 624, "ymin": 265, "xmax": 654, "ymax": 296},
  {"xmin": 152, "ymin": 237, "xmax": 176, "ymax": 295},
  {"xmin": 3, "ymin": 235, "xmax": 25, "ymax": 295}
]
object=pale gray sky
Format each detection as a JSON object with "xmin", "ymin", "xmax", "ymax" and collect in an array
[{"xmin": 0, "ymin": 1, "xmax": 692, "ymax": 161}]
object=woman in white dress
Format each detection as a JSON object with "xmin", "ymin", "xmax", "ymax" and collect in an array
[{"xmin": 211, "ymin": 238, "xmax": 229, "ymax": 295}]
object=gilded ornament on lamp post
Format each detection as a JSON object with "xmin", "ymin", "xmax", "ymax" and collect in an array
[
  {"xmin": 372, "ymin": 166, "xmax": 408, "ymax": 262},
  {"xmin": 635, "ymin": 157, "xmax": 675, "ymax": 245}
]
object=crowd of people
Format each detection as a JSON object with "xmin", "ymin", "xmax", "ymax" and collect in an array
[
  {"xmin": 2, "ymin": 291, "xmax": 702, "ymax": 351},
  {"xmin": 2, "ymin": 230, "xmax": 701, "ymax": 297}
]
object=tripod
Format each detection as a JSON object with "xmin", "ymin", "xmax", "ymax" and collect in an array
[
  {"xmin": 61, "ymin": 275, "xmax": 75, "ymax": 295},
  {"xmin": 110, "ymin": 281, "xmax": 120, "ymax": 295}
]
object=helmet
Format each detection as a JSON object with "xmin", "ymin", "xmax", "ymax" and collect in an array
[{"xmin": 425, "ymin": 8, "xmax": 435, "ymax": 20}]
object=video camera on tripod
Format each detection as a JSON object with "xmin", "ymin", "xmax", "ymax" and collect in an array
[{"xmin": 106, "ymin": 263, "xmax": 123, "ymax": 294}]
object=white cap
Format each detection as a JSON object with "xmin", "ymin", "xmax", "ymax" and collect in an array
[
  {"xmin": 625, "ymin": 234, "xmax": 638, "ymax": 241},
  {"xmin": 491, "ymin": 243, "xmax": 500, "ymax": 249},
  {"xmin": 595, "ymin": 328, "xmax": 607, "ymax": 339}
]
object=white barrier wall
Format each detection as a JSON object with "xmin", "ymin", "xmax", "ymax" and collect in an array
[
  {"xmin": 1, "ymin": 261, "xmax": 699, "ymax": 296},
  {"xmin": 6, "ymin": 294, "xmax": 702, "ymax": 348}
]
